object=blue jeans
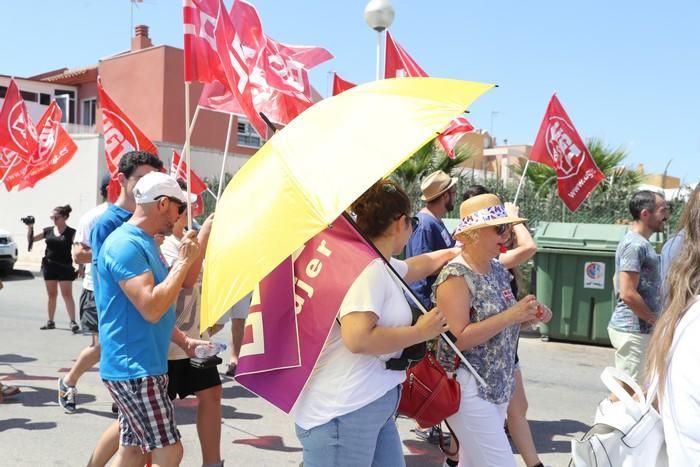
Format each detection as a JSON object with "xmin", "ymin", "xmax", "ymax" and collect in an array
[{"xmin": 295, "ymin": 386, "xmax": 404, "ymax": 467}]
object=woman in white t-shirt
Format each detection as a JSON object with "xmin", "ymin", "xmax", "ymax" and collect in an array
[
  {"xmin": 646, "ymin": 186, "xmax": 700, "ymax": 466},
  {"xmin": 292, "ymin": 179, "xmax": 457, "ymax": 467}
]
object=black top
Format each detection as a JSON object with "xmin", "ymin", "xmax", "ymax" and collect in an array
[{"xmin": 43, "ymin": 226, "xmax": 75, "ymax": 266}]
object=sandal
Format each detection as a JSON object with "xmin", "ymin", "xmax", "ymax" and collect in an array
[
  {"xmin": 225, "ymin": 363, "xmax": 237, "ymax": 377},
  {"xmin": 40, "ymin": 320, "xmax": 56, "ymax": 330}
]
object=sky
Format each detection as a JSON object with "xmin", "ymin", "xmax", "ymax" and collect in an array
[{"xmin": 2, "ymin": 0, "xmax": 699, "ymax": 183}]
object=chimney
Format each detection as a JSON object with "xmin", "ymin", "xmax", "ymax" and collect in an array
[{"xmin": 131, "ymin": 24, "xmax": 153, "ymax": 51}]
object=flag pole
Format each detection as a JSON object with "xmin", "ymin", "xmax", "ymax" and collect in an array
[
  {"xmin": 184, "ymin": 82, "xmax": 193, "ymax": 230},
  {"xmin": 215, "ymin": 113, "xmax": 235, "ymax": 207},
  {"xmin": 513, "ymin": 159, "xmax": 530, "ymax": 205},
  {"xmin": 176, "ymin": 105, "xmax": 201, "ymax": 176}
]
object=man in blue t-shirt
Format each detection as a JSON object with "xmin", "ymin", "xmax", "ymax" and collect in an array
[
  {"xmin": 608, "ymin": 190, "xmax": 668, "ymax": 385},
  {"xmin": 97, "ymin": 171, "xmax": 199, "ymax": 465},
  {"xmin": 406, "ymin": 170, "xmax": 457, "ymax": 308},
  {"xmin": 58, "ymin": 151, "xmax": 162, "ymax": 416}
]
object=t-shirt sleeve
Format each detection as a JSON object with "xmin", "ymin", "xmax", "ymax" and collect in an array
[
  {"xmin": 338, "ymin": 260, "xmax": 387, "ymax": 320},
  {"xmin": 106, "ymin": 238, "xmax": 152, "ymax": 282},
  {"xmin": 74, "ymin": 214, "xmax": 94, "ymax": 246},
  {"xmin": 389, "ymin": 257, "xmax": 408, "ymax": 278},
  {"xmin": 618, "ymin": 241, "xmax": 643, "ymax": 273}
]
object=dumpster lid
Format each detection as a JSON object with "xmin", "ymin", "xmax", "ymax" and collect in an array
[{"xmin": 534, "ymin": 222, "xmax": 630, "ymax": 251}]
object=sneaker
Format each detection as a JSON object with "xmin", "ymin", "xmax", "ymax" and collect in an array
[
  {"xmin": 225, "ymin": 363, "xmax": 237, "ymax": 377},
  {"xmin": 70, "ymin": 321, "xmax": 80, "ymax": 334},
  {"xmin": 40, "ymin": 320, "xmax": 55, "ymax": 330},
  {"xmin": 414, "ymin": 426, "xmax": 449, "ymax": 445},
  {"xmin": 58, "ymin": 378, "xmax": 77, "ymax": 413}
]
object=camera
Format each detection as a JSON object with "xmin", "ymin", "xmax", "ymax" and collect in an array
[{"xmin": 21, "ymin": 215, "xmax": 35, "ymax": 226}]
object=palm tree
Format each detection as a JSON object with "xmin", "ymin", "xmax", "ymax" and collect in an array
[
  {"xmin": 391, "ymin": 139, "xmax": 475, "ymax": 205},
  {"xmin": 513, "ymin": 137, "xmax": 642, "ymax": 196}
]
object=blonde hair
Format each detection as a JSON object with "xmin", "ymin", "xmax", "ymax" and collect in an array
[
  {"xmin": 454, "ymin": 228, "xmax": 481, "ymax": 245},
  {"xmin": 645, "ymin": 185, "xmax": 700, "ymax": 401}
]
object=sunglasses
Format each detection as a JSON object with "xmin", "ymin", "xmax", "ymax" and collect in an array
[
  {"xmin": 156, "ymin": 196, "xmax": 187, "ymax": 215},
  {"xmin": 49, "ymin": 215, "xmax": 63, "ymax": 220},
  {"xmin": 494, "ymin": 223, "xmax": 512, "ymax": 236}
]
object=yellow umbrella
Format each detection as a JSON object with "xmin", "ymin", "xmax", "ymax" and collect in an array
[{"xmin": 201, "ymin": 77, "xmax": 494, "ymax": 330}]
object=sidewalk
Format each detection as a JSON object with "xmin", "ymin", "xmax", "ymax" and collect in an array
[{"xmin": 0, "ymin": 268, "xmax": 614, "ymax": 466}]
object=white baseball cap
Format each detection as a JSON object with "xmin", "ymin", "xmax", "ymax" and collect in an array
[{"xmin": 133, "ymin": 172, "xmax": 197, "ymax": 205}]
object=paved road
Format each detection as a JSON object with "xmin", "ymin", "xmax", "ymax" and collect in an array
[{"xmin": 0, "ymin": 266, "xmax": 614, "ymax": 466}]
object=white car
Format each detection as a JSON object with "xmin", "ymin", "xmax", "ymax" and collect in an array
[{"xmin": 0, "ymin": 229, "xmax": 18, "ymax": 273}]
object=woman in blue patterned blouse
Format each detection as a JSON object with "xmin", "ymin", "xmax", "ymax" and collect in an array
[{"xmin": 434, "ymin": 194, "xmax": 550, "ymax": 467}]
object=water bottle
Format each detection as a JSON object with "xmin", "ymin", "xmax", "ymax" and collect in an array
[{"xmin": 194, "ymin": 342, "xmax": 227, "ymax": 358}]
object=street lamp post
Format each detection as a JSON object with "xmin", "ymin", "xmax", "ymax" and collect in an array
[{"xmin": 364, "ymin": 0, "xmax": 395, "ymax": 80}]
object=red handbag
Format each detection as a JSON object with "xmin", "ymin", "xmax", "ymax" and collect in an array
[{"xmin": 397, "ymin": 352, "xmax": 460, "ymax": 428}]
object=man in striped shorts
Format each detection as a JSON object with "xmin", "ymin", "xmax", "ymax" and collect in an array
[{"xmin": 95, "ymin": 172, "xmax": 199, "ymax": 465}]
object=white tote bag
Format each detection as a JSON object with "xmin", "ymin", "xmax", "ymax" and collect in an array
[{"xmin": 570, "ymin": 367, "xmax": 668, "ymax": 467}]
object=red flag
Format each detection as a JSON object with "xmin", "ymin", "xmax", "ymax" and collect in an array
[
  {"xmin": 384, "ymin": 31, "xmax": 428, "ymax": 79},
  {"xmin": 183, "ymin": 0, "xmax": 227, "ymax": 84},
  {"xmin": 198, "ymin": 1, "xmax": 332, "ymax": 127},
  {"xmin": 437, "ymin": 116, "xmax": 474, "ymax": 159},
  {"xmin": 529, "ymin": 94, "xmax": 605, "ymax": 212},
  {"xmin": 18, "ymin": 102, "xmax": 77, "ymax": 190},
  {"xmin": 211, "ymin": 0, "xmax": 269, "ymax": 138},
  {"xmin": 332, "ymin": 72, "xmax": 356, "ymax": 96},
  {"xmin": 170, "ymin": 149, "xmax": 207, "ymax": 195},
  {"xmin": 98, "ymin": 78, "xmax": 159, "ymax": 201},
  {"xmin": 0, "ymin": 79, "xmax": 39, "ymax": 159}
]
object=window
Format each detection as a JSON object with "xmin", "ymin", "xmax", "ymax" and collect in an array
[
  {"xmin": 81, "ymin": 98, "xmax": 96, "ymax": 126},
  {"xmin": 236, "ymin": 117, "xmax": 262, "ymax": 148},
  {"xmin": 54, "ymin": 89, "xmax": 76, "ymax": 123},
  {"xmin": 20, "ymin": 91, "xmax": 38, "ymax": 102},
  {"xmin": 0, "ymin": 86, "xmax": 7, "ymax": 98},
  {"xmin": 39, "ymin": 93, "xmax": 51, "ymax": 105}
]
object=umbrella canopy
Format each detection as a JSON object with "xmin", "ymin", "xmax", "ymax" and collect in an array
[{"xmin": 201, "ymin": 77, "xmax": 494, "ymax": 330}]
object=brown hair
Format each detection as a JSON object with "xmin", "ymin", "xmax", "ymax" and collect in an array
[
  {"xmin": 645, "ymin": 184, "xmax": 700, "ymax": 400},
  {"xmin": 351, "ymin": 179, "xmax": 411, "ymax": 239},
  {"xmin": 53, "ymin": 205, "xmax": 72, "ymax": 219}
]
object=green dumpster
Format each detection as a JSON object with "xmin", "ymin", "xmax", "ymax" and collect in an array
[{"xmin": 534, "ymin": 222, "xmax": 630, "ymax": 346}]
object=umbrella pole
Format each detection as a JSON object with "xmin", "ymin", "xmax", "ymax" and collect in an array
[{"xmin": 340, "ymin": 213, "xmax": 486, "ymax": 387}]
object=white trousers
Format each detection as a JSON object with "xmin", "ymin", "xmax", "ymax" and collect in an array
[{"xmin": 446, "ymin": 368, "xmax": 515, "ymax": 467}]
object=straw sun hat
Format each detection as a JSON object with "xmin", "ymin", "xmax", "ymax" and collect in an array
[{"xmin": 453, "ymin": 194, "xmax": 526, "ymax": 240}]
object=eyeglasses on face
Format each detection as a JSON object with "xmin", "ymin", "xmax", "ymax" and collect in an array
[
  {"xmin": 494, "ymin": 223, "xmax": 512, "ymax": 236},
  {"xmin": 156, "ymin": 196, "xmax": 186, "ymax": 215}
]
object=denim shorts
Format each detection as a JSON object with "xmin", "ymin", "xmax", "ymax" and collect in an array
[{"xmin": 295, "ymin": 385, "xmax": 404, "ymax": 467}]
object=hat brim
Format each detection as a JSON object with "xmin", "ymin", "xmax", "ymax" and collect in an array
[
  {"xmin": 453, "ymin": 216, "xmax": 527, "ymax": 240},
  {"xmin": 421, "ymin": 177, "xmax": 458, "ymax": 202}
]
